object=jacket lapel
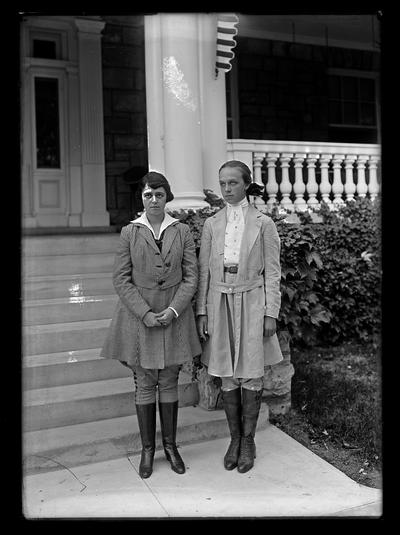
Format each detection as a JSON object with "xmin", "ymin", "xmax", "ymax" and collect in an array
[
  {"xmin": 134, "ymin": 224, "xmax": 160, "ymax": 254},
  {"xmin": 211, "ymin": 208, "xmax": 227, "ymax": 280},
  {"xmin": 161, "ymin": 223, "xmax": 179, "ymax": 259}
]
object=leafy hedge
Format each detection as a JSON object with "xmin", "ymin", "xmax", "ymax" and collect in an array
[{"xmin": 169, "ymin": 195, "xmax": 381, "ymax": 348}]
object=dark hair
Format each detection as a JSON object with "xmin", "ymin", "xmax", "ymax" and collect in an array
[
  {"xmin": 219, "ymin": 160, "xmax": 252, "ymax": 185},
  {"xmin": 140, "ymin": 171, "xmax": 174, "ymax": 202}
]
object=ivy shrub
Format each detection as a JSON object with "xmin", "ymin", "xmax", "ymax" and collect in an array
[{"xmin": 169, "ymin": 194, "xmax": 381, "ymax": 348}]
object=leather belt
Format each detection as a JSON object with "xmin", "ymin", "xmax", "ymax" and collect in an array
[{"xmin": 224, "ymin": 265, "xmax": 238, "ymax": 273}]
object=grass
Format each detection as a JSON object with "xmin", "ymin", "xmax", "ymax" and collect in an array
[{"xmin": 270, "ymin": 341, "xmax": 382, "ymax": 488}]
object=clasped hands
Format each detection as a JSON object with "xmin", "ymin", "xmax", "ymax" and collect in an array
[{"xmin": 143, "ymin": 308, "xmax": 175, "ymax": 328}]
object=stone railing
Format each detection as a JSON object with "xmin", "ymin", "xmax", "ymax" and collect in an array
[{"xmin": 226, "ymin": 139, "xmax": 381, "ymax": 211}]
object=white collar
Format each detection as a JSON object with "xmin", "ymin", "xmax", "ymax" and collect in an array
[
  {"xmin": 226, "ymin": 197, "xmax": 249, "ymax": 210},
  {"xmin": 132, "ymin": 212, "xmax": 179, "ymax": 239}
]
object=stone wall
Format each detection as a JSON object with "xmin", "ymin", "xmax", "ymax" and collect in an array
[
  {"xmin": 101, "ymin": 15, "xmax": 148, "ymax": 227},
  {"xmin": 235, "ymin": 37, "xmax": 380, "ymax": 143}
]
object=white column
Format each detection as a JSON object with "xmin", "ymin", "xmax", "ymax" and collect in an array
[
  {"xmin": 356, "ymin": 156, "xmax": 368, "ymax": 197},
  {"xmin": 332, "ymin": 154, "xmax": 344, "ymax": 206},
  {"xmin": 320, "ymin": 154, "xmax": 333, "ymax": 207},
  {"xmin": 280, "ymin": 153, "xmax": 294, "ymax": 211},
  {"xmin": 343, "ymin": 155, "xmax": 356, "ymax": 202},
  {"xmin": 75, "ymin": 18, "xmax": 109, "ymax": 226},
  {"xmin": 265, "ymin": 153, "xmax": 279, "ymax": 210},
  {"xmin": 368, "ymin": 156, "xmax": 380, "ymax": 201},
  {"xmin": 198, "ymin": 14, "xmax": 227, "ymax": 196},
  {"xmin": 293, "ymin": 153, "xmax": 307, "ymax": 211},
  {"xmin": 145, "ymin": 13, "xmax": 209, "ymax": 210},
  {"xmin": 306, "ymin": 154, "xmax": 319, "ymax": 208}
]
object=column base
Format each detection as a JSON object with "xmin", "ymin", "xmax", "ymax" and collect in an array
[{"xmin": 166, "ymin": 194, "xmax": 210, "ymax": 211}]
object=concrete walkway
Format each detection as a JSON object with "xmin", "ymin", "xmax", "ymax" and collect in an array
[{"xmin": 22, "ymin": 425, "xmax": 382, "ymax": 519}]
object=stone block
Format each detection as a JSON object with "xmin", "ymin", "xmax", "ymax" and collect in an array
[
  {"xmin": 103, "ymin": 68, "xmax": 134, "ymax": 89},
  {"xmin": 112, "ymin": 92, "xmax": 146, "ymax": 113},
  {"xmin": 102, "ymin": 45, "xmax": 144, "ymax": 69},
  {"xmin": 114, "ymin": 134, "xmax": 146, "ymax": 151},
  {"xmin": 104, "ymin": 116, "xmax": 132, "ymax": 134}
]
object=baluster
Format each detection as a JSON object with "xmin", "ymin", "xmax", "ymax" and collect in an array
[
  {"xmin": 265, "ymin": 152, "xmax": 279, "ymax": 210},
  {"xmin": 293, "ymin": 153, "xmax": 306, "ymax": 211},
  {"xmin": 252, "ymin": 152, "xmax": 266, "ymax": 208},
  {"xmin": 305, "ymin": 154, "xmax": 319, "ymax": 209},
  {"xmin": 332, "ymin": 154, "xmax": 344, "ymax": 206},
  {"xmin": 356, "ymin": 156, "xmax": 368, "ymax": 197},
  {"xmin": 368, "ymin": 156, "xmax": 380, "ymax": 201},
  {"xmin": 343, "ymin": 155, "xmax": 356, "ymax": 202},
  {"xmin": 279, "ymin": 153, "xmax": 294, "ymax": 211},
  {"xmin": 319, "ymin": 154, "xmax": 333, "ymax": 208}
]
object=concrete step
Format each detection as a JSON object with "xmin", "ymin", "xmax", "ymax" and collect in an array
[
  {"xmin": 23, "ymin": 294, "xmax": 118, "ymax": 325},
  {"xmin": 22, "ymin": 404, "xmax": 270, "ymax": 475},
  {"xmin": 23, "ymin": 319, "xmax": 110, "ymax": 355},
  {"xmin": 23, "ymin": 373, "xmax": 198, "ymax": 432},
  {"xmin": 23, "ymin": 273, "xmax": 115, "ymax": 300},
  {"xmin": 23, "ymin": 253, "xmax": 115, "ymax": 277},
  {"xmin": 22, "ymin": 234, "xmax": 120, "ymax": 257},
  {"xmin": 23, "ymin": 349, "xmax": 132, "ymax": 390}
]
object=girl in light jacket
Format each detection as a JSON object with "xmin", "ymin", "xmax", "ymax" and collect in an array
[
  {"xmin": 196, "ymin": 161, "xmax": 283, "ymax": 474},
  {"xmin": 101, "ymin": 172, "xmax": 201, "ymax": 479}
]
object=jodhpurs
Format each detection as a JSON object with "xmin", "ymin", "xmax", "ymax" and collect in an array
[{"xmin": 132, "ymin": 364, "xmax": 181, "ymax": 405}]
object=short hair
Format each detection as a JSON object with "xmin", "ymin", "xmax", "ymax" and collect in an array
[
  {"xmin": 219, "ymin": 160, "xmax": 252, "ymax": 185},
  {"xmin": 140, "ymin": 171, "xmax": 174, "ymax": 202}
]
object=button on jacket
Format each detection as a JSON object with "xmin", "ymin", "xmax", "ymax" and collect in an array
[{"xmin": 101, "ymin": 220, "xmax": 201, "ymax": 369}]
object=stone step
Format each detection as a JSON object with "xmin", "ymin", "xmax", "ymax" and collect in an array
[
  {"xmin": 23, "ymin": 273, "xmax": 115, "ymax": 300},
  {"xmin": 23, "ymin": 319, "xmax": 110, "ymax": 355},
  {"xmin": 23, "ymin": 294, "xmax": 118, "ymax": 325},
  {"xmin": 22, "ymin": 404, "xmax": 270, "ymax": 475},
  {"xmin": 23, "ymin": 253, "xmax": 115, "ymax": 277},
  {"xmin": 23, "ymin": 373, "xmax": 198, "ymax": 432},
  {"xmin": 22, "ymin": 234, "xmax": 120, "ymax": 257},
  {"xmin": 23, "ymin": 349, "xmax": 132, "ymax": 390}
]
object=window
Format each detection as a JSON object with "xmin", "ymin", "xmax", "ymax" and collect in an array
[
  {"xmin": 328, "ymin": 71, "xmax": 379, "ymax": 143},
  {"xmin": 34, "ymin": 77, "xmax": 61, "ymax": 168}
]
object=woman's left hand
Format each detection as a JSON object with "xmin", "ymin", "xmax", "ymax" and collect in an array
[
  {"xmin": 263, "ymin": 316, "xmax": 277, "ymax": 337},
  {"xmin": 154, "ymin": 308, "xmax": 175, "ymax": 327}
]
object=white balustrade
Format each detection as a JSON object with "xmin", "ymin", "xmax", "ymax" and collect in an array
[
  {"xmin": 265, "ymin": 153, "xmax": 279, "ymax": 209},
  {"xmin": 280, "ymin": 153, "xmax": 294, "ymax": 211},
  {"xmin": 293, "ymin": 154, "xmax": 307, "ymax": 211},
  {"xmin": 226, "ymin": 139, "xmax": 380, "ymax": 212},
  {"xmin": 306, "ymin": 154, "xmax": 319, "ymax": 208},
  {"xmin": 332, "ymin": 154, "xmax": 345, "ymax": 206},
  {"xmin": 356, "ymin": 156, "xmax": 368, "ymax": 197}
]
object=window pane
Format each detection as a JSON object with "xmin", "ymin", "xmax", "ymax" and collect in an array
[
  {"xmin": 343, "ymin": 102, "xmax": 358, "ymax": 124},
  {"xmin": 33, "ymin": 39, "xmax": 57, "ymax": 59},
  {"xmin": 329, "ymin": 100, "xmax": 342, "ymax": 123},
  {"xmin": 35, "ymin": 77, "xmax": 60, "ymax": 168},
  {"xmin": 328, "ymin": 76, "xmax": 340, "ymax": 98},
  {"xmin": 360, "ymin": 103, "xmax": 376, "ymax": 126},
  {"xmin": 360, "ymin": 78, "xmax": 375, "ymax": 101},
  {"xmin": 342, "ymin": 76, "xmax": 358, "ymax": 100}
]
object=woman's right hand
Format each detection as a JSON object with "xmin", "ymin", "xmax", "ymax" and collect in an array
[
  {"xmin": 143, "ymin": 311, "xmax": 161, "ymax": 328},
  {"xmin": 196, "ymin": 315, "xmax": 208, "ymax": 342}
]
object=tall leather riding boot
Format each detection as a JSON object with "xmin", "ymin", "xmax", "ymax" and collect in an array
[
  {"xmin": 158, "ymin": 401, "xmax": 185, "ymax": 474},
  {"xmin": 237, "ymin": 389, "xmax": 263, "ymax": 474},
  {"xmin": 135, "ymin": 403, "xmax": 156, "ymax": 479},
  {"xmin": 222, "ymin": 388, "xmax": 242, "ymax": 470}
]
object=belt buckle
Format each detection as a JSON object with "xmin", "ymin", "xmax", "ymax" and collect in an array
[{"xmin": 225, "ymin": 265, "xmax": 238, "ymax": 274}]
